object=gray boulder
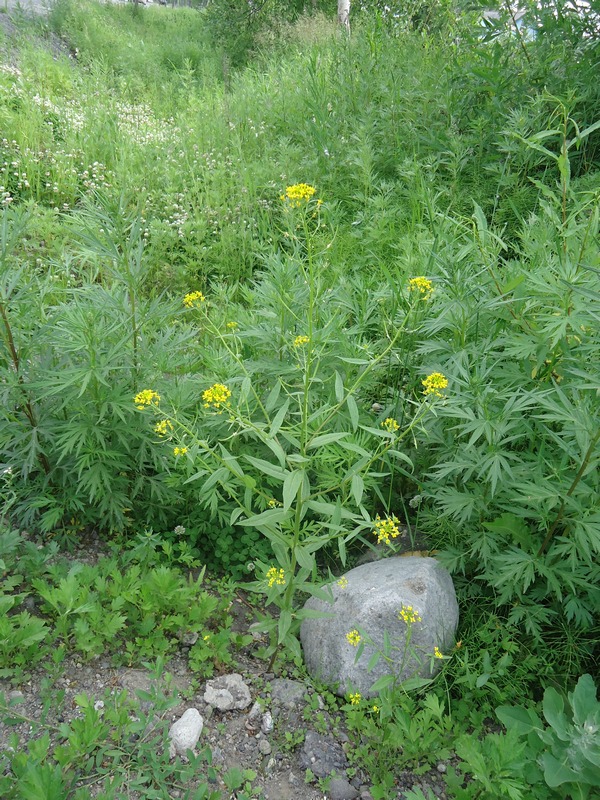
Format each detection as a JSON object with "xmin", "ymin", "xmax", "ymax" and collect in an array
[{"xmin": 300, "ymin": 557, "xmax": 458, "ymax": 697}]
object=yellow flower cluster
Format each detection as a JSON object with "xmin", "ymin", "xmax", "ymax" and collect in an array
[
  {"xmin": 202, "ymin": 383, "xmax": 231, "ymax": 411},
  {"xmin": 293, "ymin": 335, "xmax": 310, "ymax": 348},
  {"xmin": 349, "ymin": 693, "xmax": 362, "ymax": 705},
  {"xmin": 281, "ymin": 183, "xmax": 317, "ymax": 207},
  {"xmin": 267, "ymin": 498, "xmax": 282, "ymax": 508},
  {"xmin": 173, "ymin": 446, "xmax": 188, "ymax": 456},
  {"xmin": 154, "ymin": 419, "xmax": 173, "ymax": 436},
  {"xmin": 408, "ymin": 276, "xmax": 434, "ymax": 300},
  {"xmin": 398, "ymin": 605, "xmax": 422, "ymax": 624},
  {"xmin": 373, "ymin": 515, "xmax": 401, "ymax": 545},
  {"xmin": 346, "ymin": 629, "xmax": 361, "ymax": 646},
  {"xmin": 183, "ymin": 291, "xmax": 206, "ymax": 308},
  {"xmin": 226, "ymin": 321, "xmax": 238, "ymax": 329},
  {"xmin": 266, "ymin": 567, "xmax": 286, "ymax": 587},
  {"xmin": 134, "ymin": 389, "xmax": 160, "ymax": 410},
  {"xmin": 422, "ymin": 372, "xmax": 448, "ymax": 398},
  {"xmin": 381, "ymin": 417, "xmax": 399, "ymax": 433},
  {"xmin": 434, "ymin": 646, "xmax": 444, "ymax": 659},
  {"xmin": 337, "ymin": 576, "xmax": 349, "ymax": 589}
]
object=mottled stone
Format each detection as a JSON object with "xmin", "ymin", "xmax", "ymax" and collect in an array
[
  {"xmin": 300, "ymin": 557, "xmax": 458, "ymax": 697},
  {"xmin": 203, "ymin": 673, "xmax": 251, "ymax": 711}
]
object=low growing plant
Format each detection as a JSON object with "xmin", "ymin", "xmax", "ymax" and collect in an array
[{"xmin": 0, "ymin": 660, "xmax": 220, "ymax": 800}]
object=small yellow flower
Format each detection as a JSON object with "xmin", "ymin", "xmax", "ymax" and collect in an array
[
  {"xmin": 134, "ymin": 389, "xmax": 160, "ymax": 410},
  {"xmin": 202, "ymin": 383, "xmax": 232, "ymax": 411},
  {"xmin": 183, "ymin": 291, "xmax": 206, "ymax": 308},
  {"xmin": 349, "ymin": 692, "xmax": 361, "ymax": 705},
  {"xmin": 293, "ymin": 335, "xmax": 310, "ymax": 348},
  {"xmin": 203, "ymin": 634, "xmax": 211, "ymax": 642},
  {"xmin": 337, "ymin": 576, "xmax": 349, "ymax": 589},
  {"xmin": 266, "ymin": 567, "xmax": 286, "ymax": 587},
  {"xmin": 434, "ymin": 646, "xmax": 444, "ymax": 659},
  {"xmin": 422, "ymin": 372, "xmax": 448, "ymax": 398},
  {"xmin": 267, "ymin": 498, "xmax": 282, "ymax": 508},
  {"xmin": 346, "ymin": 629, "xmax": 361, "ymax": 647},
  {"xmin": 371, "ymin": 705, "xmax": 380, "ymax": 713},
  {"xmin": 398, "ymin": 604, "xmax": 422, "ymax": 624},
  {"xmin": 281, "ymin": 183, "xmax": 318, "ymax": 207},
  {"xmin": 381, "ymin": 418, "xmax": 399, "ymax": 433},
  {"xmin": 408, "ymin": 276, "xmax": 434, "ymax": 300},
  {"xmin": 173, "ymin": 446, "xmax": 188, "ymax": 456},
  {"xmin": 373, "ymin": 515, "xmax": 402, "ymax": 545},
  {"xmin": 154, "ymin": 419, "xmax": 173, "ymax": 436},
  {"xmin": 226, "ymin": 321, "xmax": 238, "ymax": 329}
]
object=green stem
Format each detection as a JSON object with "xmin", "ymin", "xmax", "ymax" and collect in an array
[
  {"xmin": 537, "ymin": 428, "xmax": 600, "ymax": 557},
  {"xmin": 0, "ymin": 300, "xmax": 51, "ymax": 475},
  {"xmin": 202, "ymin": 313, "xmax": 272, "ymax": 423}
]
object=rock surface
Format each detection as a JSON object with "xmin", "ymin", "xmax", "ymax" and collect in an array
[
  {"xmin": 300, "ymin": 557, "xmax": 458, "ymax": 697},
  {"xmin": 168, "ymin": 708, "xmax": 203, "ymax": 759},
  {"xmin": 329, "ymin": 776, "xmax": 361, "ymax": 800},
  {"xmin": 299, "ymin": 730, "xmax": 349, "ymax": 778},
  {"xmin": 204, "ymin": 673, "xmax": 252, "ymax": 711}
]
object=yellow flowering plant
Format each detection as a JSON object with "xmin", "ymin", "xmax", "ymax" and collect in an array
[{"xmin": 131, "ymin": 185, "xmax": 444, "ymax": 666}]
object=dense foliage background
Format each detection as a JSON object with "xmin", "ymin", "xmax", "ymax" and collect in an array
[{"xmin": 0, "ymin": 0, "xmax": 599, "ymax": 796}]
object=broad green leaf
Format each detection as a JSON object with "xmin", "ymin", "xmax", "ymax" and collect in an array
[
  {"xmin": 237, "ymin": 508, "xmax": 290, "ymax": 528},
  {"xmin": 334, "ymin": 371, "xmax": 344, "ymax": 403},
  {"xmin": 244, "ymin": 455, "xmax": 287, "ymax": 481},
  {"xmin": 369, "ymin": 673, "xmax": 394, "ymax": 693},
  {"xmin": 263, "ymin": 436, "xmax": 287, "ymax": 468},
  {"xmin": 269, "ymin": 398, "xmax": 290, "ymax": 437},
  {"xmin": 278, "ymin": 609, "xmax": 292, "ymax": 644},
  {"xmin": 239, "ymin": 376, "xmax": 252, "ymax": 403},
  {"xmin": 347, "ymin": 395, "xmax": 359, "ymax": 431},
  {"xmin": 294, "ymin": 544, "xmax": 315, "ymax": 570},
  {"xmin": 496, "ymin": 705, "xmax": 542, "ymax": 735},
  {"xmin": 541, "ymin": 752, "xmax": 580, "ymax": 787},
  {"xmin": 543, "ymin": 687, "xmax": 570, "ymax": 740},
  {"xmin": 306, "ymin": 500, "xmax": 356, "ymax": 520},
  {"xmin": 183, "ymin": 469, "xmax": 208, "ymax": 485},
  {"xmin": 570, "ymin": 674, "xmax": 598, "ymax": 728},
  {"xmin": 230, "ymin": 508, "xmax": 244, "ymax": 526},
  {"xmin": 351, "ymin": 473, "xmax": 364, "ymax": 505},
  {"xmin": 283, "ymin": 469, "xmax": 304, "ymax": 511},
  {"xmin": 307, "ymin": 432, "xmax": 350, "ymax": 450},
  {"xmin": 265, "ymin": 380, "xmax": 282, "ymax": 412},
  {"xmin": 501, "ymin": 274, "xmax": 526, "ymax": 294}
]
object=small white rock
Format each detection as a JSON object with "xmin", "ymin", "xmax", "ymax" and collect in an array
[
  {"xmin": 168, "ymin": 708, "xmax": 204, "ymax": 759},
  {"xmin": 261, "ymin": 711, "xmax": 274, "ymax": 734},
  {"xmin": 93, "ymin": 700, "xmax": 105, "ymax": 711}
]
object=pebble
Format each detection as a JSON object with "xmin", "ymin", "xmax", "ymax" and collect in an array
[
  {"xmin": 258, "ymin": 739, "xmax": 272, "ymax": 755},
  {"xmin": 437, "ymin": 763, "xmax": 447, "ymax": 774},
  {"xmin": 261, "ymin": 710, "xmax": 274, "ymax": 733}
]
